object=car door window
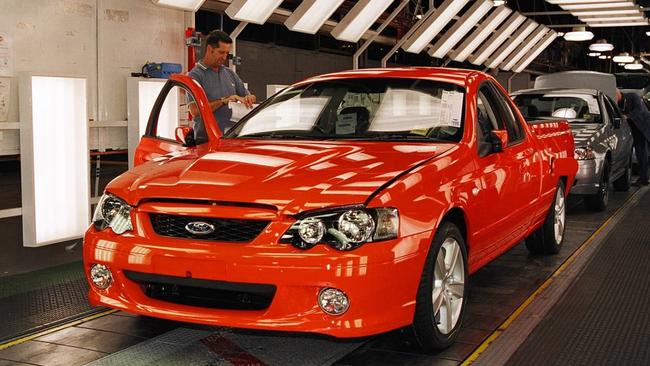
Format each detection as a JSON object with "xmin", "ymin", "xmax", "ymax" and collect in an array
[
  {"xmin": 147, "ymin": 83, "xmax": 201, "ymax": 143},
  {"xmin": 603, "ymin": 95, "xmax": 620, "ymax": 124},
  {"xmin": 488, "ymin": 82, "xmax": 525, "ymax": 144},
  {"xmin": 477, "ymin": 86, "xmax": 503, "ymax": 157}
]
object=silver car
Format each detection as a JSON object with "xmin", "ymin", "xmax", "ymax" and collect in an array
[{"xmin": 512, "ymin": 88, "xmax": 634, "ymax": 211}]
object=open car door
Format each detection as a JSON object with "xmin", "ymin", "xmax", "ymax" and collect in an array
[{"xmin": 133, "ymin": 74, "xmax": 222, "ymax": 166}]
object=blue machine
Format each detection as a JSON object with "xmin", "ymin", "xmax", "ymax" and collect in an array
[{"xmin": 142, "ymin": 62, "xmax": 182, "ymax": 79}]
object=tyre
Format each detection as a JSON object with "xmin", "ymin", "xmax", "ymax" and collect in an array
[
  {"xmin": 412, "ymin": 222, "xmax": 468, "ymax": 351},
  {"xmin": 525, "ymin": 182, "xmax": 566, "ymax": 255},
  {"xmin": 584, "ymin": 161, "xmax": 610, "ymax": 211},
  {"xmin": 613, "ymin": 156, "xmax": 632, "ymax": 192}
]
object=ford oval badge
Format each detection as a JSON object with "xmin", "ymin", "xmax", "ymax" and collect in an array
[{"xmin": 185, "ymin": 221, "xmax": 215, "ymax": 235}]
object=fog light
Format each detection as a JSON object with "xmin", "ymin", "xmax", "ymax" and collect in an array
[
  {"xmin": 318, "ymin": 288, "xmax": 349, "ymax": 315},
  {"xmin": 90, "ymin": 264, "xmax": 113, "ymax": 289}
]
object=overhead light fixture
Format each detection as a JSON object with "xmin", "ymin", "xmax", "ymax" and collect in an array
[
  {"xmin": 589, "ymin": 39, "xmax": 614, "ymax": 52},
  {"xmin": 613, "ymin": 52, "xmax": 635, "ymax": 63},
  {"xmin": 561, "ymin": 2, "xmax": 636, "ymax": 10},
  {"xmin": 618, "ymin": 63, "xmax": 626, "ymax": 66},
  {"xmin": 450, "ymin": 6, "xmax": 512, "ymax": 62},
  {"xmin": 429, "ymin": 0, "xmax": 493, "ymax": 59},
  {"xmin": 493, "ymin": 0, "xmax": 505, "ymax": 5},
  {"xmin": 331, "ymin": 0, "xmax": 393, "ymax": 43},
  {"xmin": 588, "ymin": 52, "xmax": 601, "ymax": 57},
  {"xmin": 647, "ymin": 31, "xmax": 650, "ymax": 36},
  {"xmin": 402, "ymin": 0, "xmax": 470, "ymax": 54},
  {"xmin": 625, "ymin": 61, "xmax": 644, "ymax": 70},
  {"xmin": 571, "ymin": 8, "xmax": 641, "ymax": 16},
  {"xmin": 586, "ymin": 20, "xmax": 650, "ymax": 27},
  {"xmin": 548, "ymin": 0, "xmax": 627, "ymax": 3},
  {"xmin": 225, "ymin": 0, "xmax": 283, "ymax": 24},
  {"xmin": 285, "ymin": 0, "xmax": 344, "ymax": 34},
  {"xmin": 19, "ymin": 74, "xmax": 90, "ymax": 247},
  {"xmin": 485, "ymin": 19, "xmax": 538, "ymax": 69},
  {"xmin": 598, "ymin": 55, "xmax": 607, "ymax": 59},
  {"xmin": 152, "ymin": 0, "xmax": 206, "ymax": 12},
  {"xmin": 501, "ymin": 26, "xmax": 550, "ymax": 70},
  {"xmin": 563, "ymin": 26, "xmax": 594, "ymax": 41},
  {"xmin": 469, "ymin": 12, "xmax": 527, "ymax": 65},
  {"xmin": 512, "ymin": 32, "xmax": 558, "ymax": 73},
  {"xmin": 579, "ymin": 15, "xmax": 645, "ymax": 22}
]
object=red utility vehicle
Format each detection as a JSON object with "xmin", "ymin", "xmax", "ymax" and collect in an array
[{"xmin": 84, "ymin": 68, "xmax": 577, "ymax": 350}]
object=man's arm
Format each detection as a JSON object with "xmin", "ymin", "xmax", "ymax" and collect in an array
[{"xmin": 232, "ymin": 71, "xmax": 257, "ymax": 107}]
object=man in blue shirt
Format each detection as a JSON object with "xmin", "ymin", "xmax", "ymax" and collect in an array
[{"xmin": 188, "ymin": 30, "xmax": 256, "ymax": 141}]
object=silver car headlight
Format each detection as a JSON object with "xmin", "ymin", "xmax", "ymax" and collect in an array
[
  {"xmin": 281, "ymin": 207, "xmax": 399, "ymax": 251},
  {"xmin": 92, "ymin": 193, "xmax": 133, "ymax": 235},
  {"xmin": 574, "ymin": 146, "xmax": 595, "ymax": 160}
]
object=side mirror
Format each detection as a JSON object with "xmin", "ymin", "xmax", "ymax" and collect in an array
[
  {"xmin": 175, "ymin": 126, "xmax": 196, "ymax": 147},
  {"xmin": 490, "ymin": 130, "xmax": 509, "ymax": 153},
  {"xmin": 612, "ymin": 117, "xmax": 622, "ymax": 129}
]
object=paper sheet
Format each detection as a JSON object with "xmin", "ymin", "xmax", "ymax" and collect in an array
[{"xmin": 0, "ymin": 34, "xmax": 12, "ymax": 77}]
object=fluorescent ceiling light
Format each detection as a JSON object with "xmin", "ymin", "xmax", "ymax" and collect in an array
[
  {"xmin": 598, "ymin": 55, "xmax": 607, "ymax": 59},
  {"xmin": 647, "ymin": 31, "xmax": 650, "ymax": 36},
  {"xmin": 563, "ymin": 27, "xmax": 593, "ymax": 41},
  {"xmin": 588, "ymin": 52, "xmax": 601, "ymax": 57},
  {"xmin": 560, "ymin": 2, "xmax": 634, "ymax": 10},
  {"xmin": 429, "ymin": 1, "xmax": 493, "ymax": 59},
  {"xmin": 153, "ymin": 0, "xmax": 205, "ymax": 12},
  {"xmin": 19, "ymin": 75, "xmax": 90, "ymax": 247},
  {"xmin": 501, "ymin": 26, "xmax": 549, "ymax": 70},
  {"xmin": 548, "ymin": 0, "xmax": 627, "ymax": 3},
  {"xmin": 625, "ymin": 62, "xmax": 643, "ymax": 70},
  {"xmin": 485, "ymin": 19, "xmax": 538, "ymax": 69},
  {"xmin": 469, "ymin": 12, "xmax": 526, "ymax": 65},
  {"xmin": 579, "ymin": 15, "xmax": 645, "ymax": 22},
  {"xmin": 402, "ymin": 0, "xmax": 470, "ymax": 54},
  {"xmin": 587, "ymin": 21, "xmax": 650, "ymax": 27},
  {"xmin": 331, "ymin": 0, "xmax": 393, "ymax": 43},
  {"xmin": 225, "ymin": 0, "xmax": 283, "ymax": 24},
  {"xmin": 613, "ymin": 52, "xmax": 635, "ymax": 63},
  {"xmin": 512, "ymin": 32, "xmax": 558, "ymax": 73},
  {"xmin": 493, "ymin": 0, "xmax": 505, "ymax": 5},
  {"xmin": 450, "ymin": 6, "xmax": 512, "ymax": 62},
  {"xmin": 589, "ymin": 39, "xmax": 614, "ymax": 52},
  {"xmin": 285, "ymin": 0, "xmax": 344, "ymax": 34},
  {"xmin": 571, "ymin": 8, "xmax": 641, "ymax": 16}
]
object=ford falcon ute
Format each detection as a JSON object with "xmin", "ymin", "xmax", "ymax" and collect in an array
[{"xmin": 84, "ymin": 68, "xmax": 578, "ymax": 350}]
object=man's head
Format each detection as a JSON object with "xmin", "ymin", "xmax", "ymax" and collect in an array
[{"xmin": 202, "ymin": 30, "xmax": 232, "ymax": 68}]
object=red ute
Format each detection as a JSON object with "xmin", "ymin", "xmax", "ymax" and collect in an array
[{"xmin": 84, "ymin": 68, "xmax": 577, "ymax": 350}]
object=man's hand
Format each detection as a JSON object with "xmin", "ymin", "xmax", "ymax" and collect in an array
[{"xmin": 233, "ymin": 94, "xmax": 256, "ymax": 109}]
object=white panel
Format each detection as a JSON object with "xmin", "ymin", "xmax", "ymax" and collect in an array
[
  {"xmin": 402, "ymin": 0, "xmax": 470, "ymax": 54},
  {"xmin": 500, "ymin": 27, "xmax": 549, "ymax": 71},
  {"xmin": 469, "ymin": 12, "xmax": 526, "ymax": 66},
  {"xmin": 154, "ymin": 0, "xmax": 205, "ymax": 12},
  {"xmin": 450, "ymin": 6, "xmax": 512, "ymax": 62},
  {"xmin": 331, "ymin": 0, "xmax": 394, "ymax": 43},
  {"xmin": 428, "ymin": 0, "xmax": 493, "ymax": 59},
  {"xmin": 285, "ymin": 0, "xmax": 345, "ymax": 34},
  {"xmin": 20, "ymin": 74, "xmax": 89, "ymax": 247},
  {"xmin": 225, "ymin": 0, "xmax": 283, "ymax": 25},
  {"xmin": 485, "ymin": 20, "xmax": 538, "ymax": 69}
]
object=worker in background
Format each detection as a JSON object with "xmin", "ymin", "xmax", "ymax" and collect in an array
[
  {"xmin": 188, "ymin": 30, "xmax": 256, "ymax": 141},
  {"xmin": 618, "ymin": 90, "xmax": 650, "ymax": 186}
]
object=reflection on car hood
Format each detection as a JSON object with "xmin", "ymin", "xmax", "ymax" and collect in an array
[
  {"xmin": 570, "ymin": 123, "xmax": 604, "ymax": 148},
  {"xmin": 109, "ymin": 139, "xmax": 455, "ymax": 215}
]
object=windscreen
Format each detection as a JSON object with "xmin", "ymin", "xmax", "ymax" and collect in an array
[
  {"xmin": 225, "ymin": 78, "xmax": 465, "ymax": 142},
  {"xmin": 513, "ymin": 93, "xmax": 601, "ymax": 123}
]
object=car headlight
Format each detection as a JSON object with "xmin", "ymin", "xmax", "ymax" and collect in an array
[
  {"xmin": 574, "ymin": 146, "xmax": 595, "ymax": 160},
  {"xmin": 281, "ymin": 207, "xmax": 399, "ymax": 251},
  {"xmin": 92, "ymin": 193, "xmax": 133, "ymax": 235}
]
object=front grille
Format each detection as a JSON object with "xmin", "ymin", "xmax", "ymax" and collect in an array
[
  {"xmin": 124, "ymin": 271, "xmax": 276, "ymax": 310},
  {"xmin": 150, "ymin": 214, "xmax": 269, "ymax": 242}
]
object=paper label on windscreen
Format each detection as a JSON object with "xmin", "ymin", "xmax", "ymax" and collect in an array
[
  {"xmin": 441, "ymin": 91, "xmax": 463, "ymax": 128},
  {"xmin": 336, "ymin": 113, "xmax": 356, "ymax": 134}
]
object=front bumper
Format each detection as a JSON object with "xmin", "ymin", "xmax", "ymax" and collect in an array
[
  {"xmin": 82, "ymin": 223, "xmax": 432, "ymax": 338},
  {"xmin": 570, "ymin": 158, "xmax": 603, "ymax": 195}
]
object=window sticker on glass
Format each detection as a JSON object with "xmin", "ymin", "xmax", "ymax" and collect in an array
[
  {"xmin": 441, "ymin": 90, "xmax": 463, "ymax": 128},
  {"xmin": 336, "ymin": 113, "xmax": 357, "ymax": 134}
]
